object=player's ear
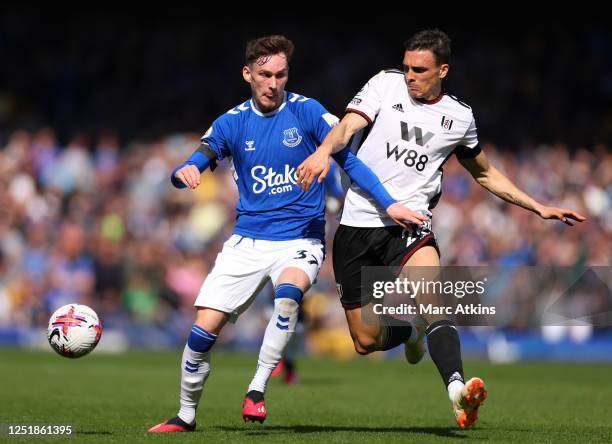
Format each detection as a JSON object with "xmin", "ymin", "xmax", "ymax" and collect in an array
[
  {"xmin": 242, "ymin": 65, "xmax": 252, "ymax": 84},
  {"xmin": 438, "ymin": 64, "xmax": 449, "ymax": 80}
]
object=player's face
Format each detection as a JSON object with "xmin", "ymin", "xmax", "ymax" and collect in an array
[
  {"xmin": 243, "ymin": 53, "xmax": 289, "ymax": 113},
  {"xmin": 403, "ymin": 50, "xmax": 448, "ymax": 100}
]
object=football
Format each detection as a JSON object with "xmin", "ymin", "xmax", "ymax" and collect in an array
[{"xmin": 47, "ymin": 304, "xmax": 103, "ymax": 358}]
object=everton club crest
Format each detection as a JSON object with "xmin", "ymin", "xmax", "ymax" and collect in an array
[{"xmin": 282, "ymin": 127, "xmax": 302, "ymax": 148}]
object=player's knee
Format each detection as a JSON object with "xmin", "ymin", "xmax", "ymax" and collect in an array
[
  {"xmin": 353, "ymin": 333, "xmax": 378, "ymax": 355},
  {"xmin": 274, "ymin": 283, "xmax": 302, "ymax": 319},
  {"xmin": 194, "ymin": 307, "xmax": 228, "ymax": 335},
  {"xmin": 275, "ymin": 283, "xmax": 303, "ymax": 304}
]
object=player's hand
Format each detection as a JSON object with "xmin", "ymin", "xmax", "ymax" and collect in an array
[
  {"xmin": 386, "ymin": 203, "xmax": 429, "ymax": 229},
  {"xmin": 297, "ymin": 150, "xmax": 331, "ymax": 192},
  {"xmin": 175, "ymin": 164, "xmax": 202, "ymax": 189},
  {"xmin": 538, "ymin": 206, "xmax": 587, "ymax": 226}
]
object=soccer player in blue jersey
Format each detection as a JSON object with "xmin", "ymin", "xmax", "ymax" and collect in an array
[{"xmin": 148, "ymin": 35, "xmax": 427, "ymax": 433}]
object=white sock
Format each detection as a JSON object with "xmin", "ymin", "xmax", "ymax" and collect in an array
[
  {"xmin": 249, "ymin": 365, "xmax": 274, "ymax": 394},
  {"xmin": 406, "ymin": 323, "xmax": 419, "ymax": 344},
  {"xmin": 285, "ymin": 320, "xmax": 303, "ymax": 362},
  {"xmin": 248, "ymin": 297, "xmax": 299, "ymax": 393},
  {"xmin": 177, "ymin": 344, "xmax": 211, "ymax": 424},
  {"xmin": 448, "ymin": 380, "xmax": 465, "ymax": 403}
]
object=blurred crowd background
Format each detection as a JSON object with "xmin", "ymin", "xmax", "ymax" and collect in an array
[{"xmin": 0, "ymin": 11, "xmax": 610, "ymax": 359}]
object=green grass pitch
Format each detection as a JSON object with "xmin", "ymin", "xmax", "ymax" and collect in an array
[{"xmin": 1, "ymin": 349, "xmax": 611, "ymax": 443}]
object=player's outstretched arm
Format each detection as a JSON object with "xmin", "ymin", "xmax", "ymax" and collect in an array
[
  {"xmin": 297, "ymin": 112, "xmax": 369, "ymax": 191},
  {"xmin": 459, "ymin": 151, "xmax": 586, "ymax": 226}
]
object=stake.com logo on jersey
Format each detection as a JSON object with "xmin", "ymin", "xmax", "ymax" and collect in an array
[{"xmin": 251, "ymin": 165, "xmax": 297, "ymax": 196}]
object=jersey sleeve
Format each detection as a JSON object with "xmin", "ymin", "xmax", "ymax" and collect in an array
[
  {"xmin": 201, "ymin": 114, "xmax": 233, "ymax": 160},
  {"xmin": 331, "ymin": 148, "xmax": 396, "ymax": 210},
  {"xmin": 455, "ymin": 116, "xmax": 481, "ymax": 159},
  {"xmin": 345, "ymin": 70, "xmax": 386, "ymax": 124},
  {"xmin": 300, "ymin": 98, "xmax": 339, "ymax": 145}
]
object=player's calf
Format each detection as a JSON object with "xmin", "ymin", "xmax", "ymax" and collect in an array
[
  {"xmin": 352, "ymin": 331, "xmax": 379, "ymax": 355},
  {"xmin": 347, "ymin": 309, "xmax": 416, "ymax": 355},
  {"xmin": 248, "ymin": 284, "xmax": 303, "ymax": 393}
]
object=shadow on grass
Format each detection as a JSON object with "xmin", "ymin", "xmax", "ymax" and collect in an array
[{"xmin": 216, "ymin": 425, "xmax": 469, "ymax": 439}]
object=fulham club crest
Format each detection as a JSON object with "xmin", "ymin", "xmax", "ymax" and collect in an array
[{"xmin": 441, "ymin": 116, "xmax": 454, "ymax": 132}]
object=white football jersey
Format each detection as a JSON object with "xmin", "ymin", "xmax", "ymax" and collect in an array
[{"xmin": 340, "ymin": 69, "xmax": 480, "ymax": 227}]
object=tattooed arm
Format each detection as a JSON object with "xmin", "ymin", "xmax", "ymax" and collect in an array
[{"xmin": 458, "ymin": 150, "xmax": 586, "ymax": 226}]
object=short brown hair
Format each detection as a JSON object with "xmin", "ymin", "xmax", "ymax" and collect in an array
[
  {"xmin": 245, "ymin": 35, "xmax": 294, "ymax": 66},
  {"xmin": 404, "ymin": 29, "xmax": 451, "ymax": 66}
]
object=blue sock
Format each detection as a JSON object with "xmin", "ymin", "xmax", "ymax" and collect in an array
[{"xmin": 187, "ymin": 324, "xmax": 217, "ymax": 352}]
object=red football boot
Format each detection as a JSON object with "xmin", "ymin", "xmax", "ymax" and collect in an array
[
  {"xmin": 453, "ymin": 377, "xmax": 488, "ymax": 429},
  {"xmin": 271, "ymin": 360, "xmax": 284, "ymax": 378},
  {"xmin": 242, "ymin": 390, "xmax": 267, "ymax": 423},
  {"xmin": 148, "ymin": 416, "xmax": 195, "ymax": 433}
]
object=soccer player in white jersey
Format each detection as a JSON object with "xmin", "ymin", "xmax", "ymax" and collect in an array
[
  {"xmin": 297, "ymin": 29, "xmax": 586, "ymax": 428},
  {"xmin": 148, "ymin": 35, "xmax": 425, "ymax": 433}
]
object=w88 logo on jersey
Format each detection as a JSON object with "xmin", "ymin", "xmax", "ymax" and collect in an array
[{"xmin": 386, "ymin": 143, "xmax": 429, "ymax": 172}]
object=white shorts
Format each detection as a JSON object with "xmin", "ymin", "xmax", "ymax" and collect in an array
[{"xmin": 195, "ymin": 235, "xmax": 325, "ymax": 322}]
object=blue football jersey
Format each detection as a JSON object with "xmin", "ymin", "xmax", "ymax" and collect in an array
[{"xmin": 202, "ymin": 92, "xmax": 339, "ymax": 241}]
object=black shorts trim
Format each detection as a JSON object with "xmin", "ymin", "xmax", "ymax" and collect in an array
[
  {"xmin": 333, "ymin": 225, "xmax": 439, "ymax": 309},
  {"xmin": 396, "ymin": 233, "xmax": 438, "ymax": 269}
]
